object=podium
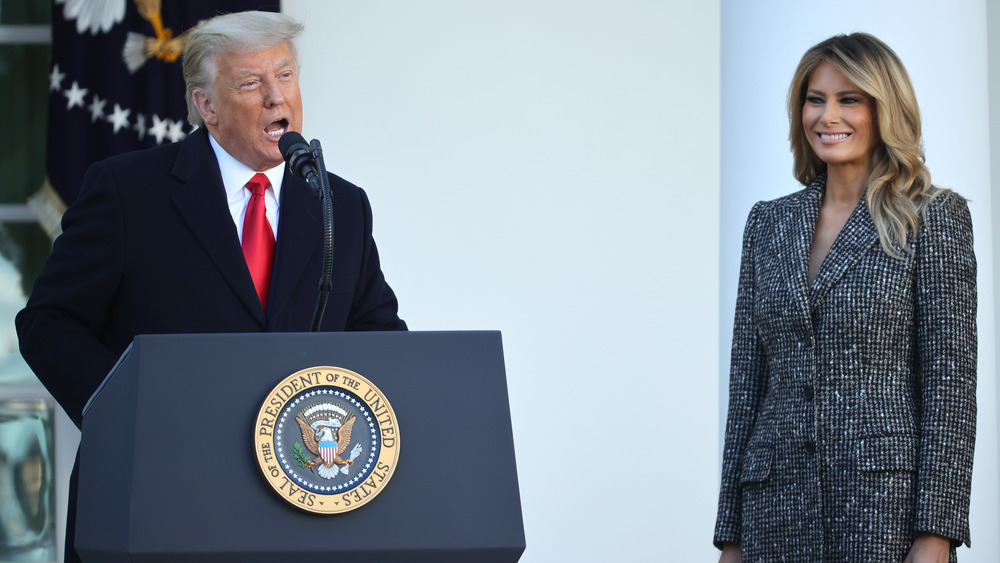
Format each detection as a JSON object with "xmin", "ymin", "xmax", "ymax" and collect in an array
[{"xmin": 75, "ymin": 331, "xmax": 525, "ymax": 562}]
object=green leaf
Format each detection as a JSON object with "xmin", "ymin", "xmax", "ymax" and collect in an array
[{"xmin": 293, "ymin": 442, "xmax": 309, "ymax": 468}]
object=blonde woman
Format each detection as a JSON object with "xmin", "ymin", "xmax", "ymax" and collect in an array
[{"xmin": 715, "ymin": 33, "xmax": 976, "ymax": 562}]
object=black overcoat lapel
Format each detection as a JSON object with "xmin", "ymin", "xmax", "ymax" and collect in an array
[
  {"xmin": 168, "ymin": 129, "xmax": 267, "ymax": 327},
  {"xmin": 267, "ymin": 173, "xmax": 321, "ymax": 329}
]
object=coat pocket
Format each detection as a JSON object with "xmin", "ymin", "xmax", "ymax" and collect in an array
[
  {"xmin": 739, "ymin": 446, "xmax": 773, "ymax": 484},
  {"xmin": 853, "ymin": 435, "xmax": 919, "ymax": 472}
]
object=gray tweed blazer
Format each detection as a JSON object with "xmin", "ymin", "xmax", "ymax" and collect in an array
[{"xmin": 714, "ymin": 175, "xmax": 977, "ymax": 562}]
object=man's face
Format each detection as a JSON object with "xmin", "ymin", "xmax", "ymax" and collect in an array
[{"xmin": 194, "ymin": 42, "xmax": 303, "ymax": 171}]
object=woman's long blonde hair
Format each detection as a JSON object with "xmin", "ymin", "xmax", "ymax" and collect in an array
[{"xmin": 788, "ymin": 33, "xmax": 944, "ymax": 257}]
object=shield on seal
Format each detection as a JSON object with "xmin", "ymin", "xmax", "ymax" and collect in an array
[{"xmin": 319, "ymin": 441, "xmax": 337, "ymax": 465}]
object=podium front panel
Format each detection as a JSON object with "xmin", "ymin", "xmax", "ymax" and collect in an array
[{"xmin": 76, "ymin": 331, "xmax": 524, "ymax": 563}]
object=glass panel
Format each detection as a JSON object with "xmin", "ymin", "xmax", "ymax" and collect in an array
[
  {"xmin": 0, "ymin": 221, "xmax": 49, "ymax": 303},
  {"xmin": 0, "ymin": 222, "xmax": 49, "ymax": 372},
  {"xmin": 0, "ymin": 398, "xmax": 55, "ymax": 561},
  {"xmin": 0, "ymin": 43, "xmax": 48, "ymax": 206},
  {"xmin": 0, "ymin": 1, "xmax": 51, "ymax": 25}
]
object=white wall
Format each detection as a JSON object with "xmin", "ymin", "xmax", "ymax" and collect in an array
[
  {"xmin": 283, "ymin": 1, "xmax": 722, "ymax": 561},
  {"xmin": 721, "ymin": 1, "xmax": 999, "ymax": 560}
]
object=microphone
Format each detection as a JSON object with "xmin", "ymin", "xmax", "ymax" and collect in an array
[
  {"xmin": 280, "ymin": 132, "xmax": 335, "ymax": 330},
  {"xmin": 278, "ymin": 131, "xmax": 321, "ymax": 192}
]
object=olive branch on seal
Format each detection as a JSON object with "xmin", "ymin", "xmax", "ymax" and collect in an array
[{"xmin": 293, "ymin": 442, "xmax": 311, "ymax": 469}]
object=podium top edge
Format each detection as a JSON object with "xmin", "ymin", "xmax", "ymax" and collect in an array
[{"xmin": 131, "ymin": 330, "xmax": 502, "ymax": 341}]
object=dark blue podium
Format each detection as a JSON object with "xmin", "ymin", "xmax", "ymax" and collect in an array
[{"xmin": 76, "ymin": 331, "xmax": 525, "ymax": 562}]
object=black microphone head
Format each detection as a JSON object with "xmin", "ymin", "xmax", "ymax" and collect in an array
[
  {"xmin": 278, "ymin": 131, "xmax": 310, "ymax": 159},
  {"xmin": 279, "ymin": 131, "xmax": 322, "ymax": 196}
]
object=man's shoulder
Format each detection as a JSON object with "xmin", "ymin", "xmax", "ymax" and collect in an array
[
  {"xmin": 324, "ymin": 171, "xmax": 369, "ymax": 205},
  {"xmin": 96, "ymin": 128, "xmax": 207, "ymax": 173}
]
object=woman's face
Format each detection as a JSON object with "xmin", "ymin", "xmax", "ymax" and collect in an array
[{"xmin": 802, "ymin": 62, "xmax": 878, "ymax": 170}]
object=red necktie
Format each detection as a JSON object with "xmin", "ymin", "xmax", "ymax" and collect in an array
[{"xmin": 242, "ymin": 173, "xmax": 275, "ymax": 311}]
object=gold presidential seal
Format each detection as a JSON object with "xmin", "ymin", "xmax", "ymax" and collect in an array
[{"xmin": 253, "ymin": 366, "xmax": 399, "ymax": 514}]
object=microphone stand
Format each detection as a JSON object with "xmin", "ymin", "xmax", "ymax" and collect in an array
[{"xmin": 310, "ymin": 139, "xmax": 334, "ymax": 332}]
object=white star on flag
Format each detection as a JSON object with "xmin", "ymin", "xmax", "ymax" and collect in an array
[
  {"xmin": 107, "ymin": 104, "xmax": 131, "ymax": 133},
  {"xmin": 166, "ymin": 119, "xmax": 187, "ymax": 142},
  {"xmin": 149, "ymin": 114, "xmax": 169, "ymax": 144},
  {"xmin": 49, "ymin": 64, "xmax": 66, "ymax": 92},
  {"xmin": 88, "ymin": 95, "xmax": 106, "ymax": 123},
  {"xmin": 64, "ymin": 81, "xmax": 88, "ymax": 110},
  {"xmin": 134, "ymin": 112, "xmax": 146, "ymax": 141}
]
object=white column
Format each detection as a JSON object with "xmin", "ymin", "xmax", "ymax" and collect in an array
[{"xmin": 720, "ymin": 1, "xmax": 998, "ymax": 559}]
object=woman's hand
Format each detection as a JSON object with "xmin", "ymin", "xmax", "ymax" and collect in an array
[
  {"xmin": 903, "ymin": 533, "xmax": 951, "ymax": 563},
  {"xmin": 719, "ymin": 543, "xmax": 741, "ymax": 563}
]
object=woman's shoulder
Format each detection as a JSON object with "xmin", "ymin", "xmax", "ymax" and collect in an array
[
  {"xmin": 764, "ymin": 173, "xmax": 825, "ymax": 207},
  {"xmin": 925, "ymin": 187, "xmax": 968, "ymax": 209},
  {"xmin": 923, "ymin": 187, "xmax": 972, "ymax": 227},
  {"xmin": 746, "ymin": 176, "xmax": 824, "ymax": 222},
  {"xmin": 914, "ymin": 187, "xmax": 975, "ymax": 255}
]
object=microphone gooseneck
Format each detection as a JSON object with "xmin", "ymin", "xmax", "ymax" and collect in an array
[
  {"xmin": 278, "ymin": 132, "xmax": 335, "ymax": 331},
  {"xmin": 309, "ymin": 138, "xmax": 335, "ymax": 332}
]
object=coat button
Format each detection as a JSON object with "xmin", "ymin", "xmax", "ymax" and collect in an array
[
  {"xmin": 804, "ymin": 384, "xmax": 814, "ymax": 400},
  {"xmin": 804, "ymin": 440, "xmax": 816, "ymax": 454}
]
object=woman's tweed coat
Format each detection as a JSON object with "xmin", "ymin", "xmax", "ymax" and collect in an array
[{"xmin": 714, "ymin": 175, "xmax": 977, "ymax": 562}]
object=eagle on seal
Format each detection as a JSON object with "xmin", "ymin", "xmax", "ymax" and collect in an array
[{"xmin": 295, "ymin": 411, "xmax": 357, "ymax": 479}]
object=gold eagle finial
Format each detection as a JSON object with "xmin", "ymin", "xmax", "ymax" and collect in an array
[{"xmin": 122, "ymin": 0, "xmax": 196, "ymax": 73}]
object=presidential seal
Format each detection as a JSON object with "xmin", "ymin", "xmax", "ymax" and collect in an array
[{"xmin": 253, "ymin": 366, "xmax": 399, "ymax": 514}]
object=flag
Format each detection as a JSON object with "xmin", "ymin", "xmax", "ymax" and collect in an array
[{"xmin": 36, "ymin": 0, "xmax": 280, "ymax": 238}]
